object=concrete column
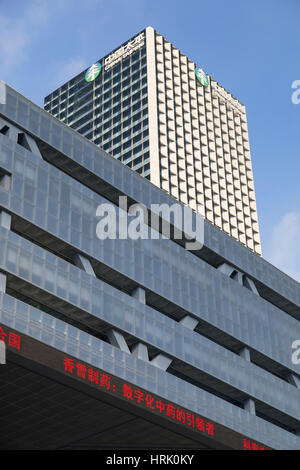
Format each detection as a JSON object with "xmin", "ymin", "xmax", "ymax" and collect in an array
[
  {"xmin": 73, "ymin": 253, "xmax": 96, "ymax": 277},
  {"xmin": 0, "ymin": 117, "xmax": 9, "ymax": 133},
  {"xmin": 287, "ymin": 373, "xmax": 300, "ymax": 390},
  {"xmin": 0, "ymin": 210, "xmax": 11, "ymax": 229},
  {"xmin": 244, "ymin": 398, "xmax": 256, "ymax": 415},
  {"xmin": 131, "ymin": 287, "xmax": 149, "ymax": 360},
  {"xmin": 130, "ymin": 287, "xmax": 173, "ymax": 369},
  {"xmin": 151, "ymin": 354, "xmax": 172, "ymax": 371},
  {"xmin": 0, "ymin": 341, "xmax": 5, "ymax": 365},
  {"xmin": 107, "ymin": 329, "xmax": 131, "ymax": 354},
  {"xmin": 218, "ymin": 262, "xmax": 243, "ymax": 286},
  {"xmin": 217, "ymin": 262, "xmax": 236, "ymax": 276},
  {"xmin": 239, "ymin": 346, "xmax": 251, "ymax": 362},
  {"xmin": 0, "ymin": 175, "xmax": 11, "ymax": 192},
  {"xmin": 131, "ymin": 343, "xmax": 149, "ymax": 361},
  {"xmin": 131, "ymin": 286, "xmax": 146, "ymax": 304},
  {"xmin": 218, "ymin": 263, "xmax": 259, "ymax": 296},
  {"xmin": 232, "ymin": 270, "xmax": 244, "ymax": 286},
  {"xmin": 243, "ymin": 276, "xmax": 259, "ymax": 296},
  {"xmin": 26, "ymin": 134, "xmax": 43, "ymax": 158},
  {"xmin": 240, "ymin": 346, "xmax": 256, "ymax": 415},
  {"xmin": 180, "ymin": 315, "xmax": 198, "ymax": 330},
  {"xmin": 0, "ymin": 82, "xmax": 6, "ymax": 106},
  {"xmin": 5, "ymin": 123, "xmax": 18, "ymax": 144},
  {"xmin": 0, "ymin": 273, "xmax": 6, "ymax": 292},
  {"xmin": 73, "ymin": 253, "xmax": 132, "ymax": 357},
  {"xmin": 0, "ymin": 116, "xmax": 42, "ymax": 157}
]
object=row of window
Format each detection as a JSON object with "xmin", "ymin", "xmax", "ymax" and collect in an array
[
  {"xmin": 46, "ymin": 62, "xmax": 147, "ymax": 116},
  {"xmin": 68, "ymin": 85, "xmax": 147, "ymax": 130},
  {"xmin": 45, "ymin": 46, "xmax": 146, "ymax": 106},
  {"xmin": 49, "ymin": 77, "xmax": 147, "ymax": 124}
]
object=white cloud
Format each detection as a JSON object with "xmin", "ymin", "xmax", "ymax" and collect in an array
[
  {"xmin": 265, "ymin": 211, "xmax": 300, "ymax": 281},
  {"xmin": 79, "ymin": 0, "xmax": 104, "ymax": 8},
  {"xmin": 0, "ymin": 0, "xmax": 49, "ymax": 74},
  {"xmin": 0, "ymin": 16, "xmax": 30, "ymax": 71},
  {"xmin": 54, "ymin": 57, "xmax": 88, "ymax": 88},
  {"xmin": 24, "ymin": 0, "xmax": 49, "ymax": 24},
  {"xmin": 0, "ymin": 0, "xmax": 102, "ymax": 78}
]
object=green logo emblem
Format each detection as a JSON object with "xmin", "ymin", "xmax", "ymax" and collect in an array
[
  {"xmin": 195, "ymin": 67, "xmax": 209, "ymax": 87},
  {"xmin": 85, "ymin": 62, "xmax": 102, "ymax": 82}
]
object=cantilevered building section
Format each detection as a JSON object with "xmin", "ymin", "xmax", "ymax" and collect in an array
[
  {"xmin": 44, "ymin": 27, "xmax": 261, "ymax": 255},
  {"xmin": 0, "ymin": 82, "xmax": 300, "ymax": 450}
]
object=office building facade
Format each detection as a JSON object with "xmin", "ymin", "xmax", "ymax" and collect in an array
[
  {"xmin": 0, "ymin": 82, "xmax": 299, "ymax": 449},
  {"xmin": 44, "ymin": 27, "xmax": 262, "ymax": 255}
]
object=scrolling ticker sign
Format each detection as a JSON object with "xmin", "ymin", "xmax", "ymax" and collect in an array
[{"xmin": 0, "ymin": 323, "xmax": 270, "ymax": 450}]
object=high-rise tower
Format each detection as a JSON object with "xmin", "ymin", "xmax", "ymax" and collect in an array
[{"xmin": 44, "ymin": 26, "xmax": 261, "ymax": 255}]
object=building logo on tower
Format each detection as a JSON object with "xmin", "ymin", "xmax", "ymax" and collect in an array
[
  {"xmin": 211, "ymin": 82, "xmax": 244, "ymax": 115},
  {"xmin": 195, "ymin": 67, "xmax": 210, "ymax": 87},
  {"xmin": 85, "ymin": 62, "xmax": 102, "ymax": 82},
  {"xmin": 104, "ymin": 33, "xmax": 145, "ymax": 70}
]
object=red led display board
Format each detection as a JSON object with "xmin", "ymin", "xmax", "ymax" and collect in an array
[
  {"xmin": 0, "ymin": 325, "xmax": 21, "ymax": 350},
  {"xmin": 64, "ymin": 355, "xmax": 215, "ymax": 438},
  {"xmin": 0, "ymin": 323, "xmax": 271, "ymax": 450}
]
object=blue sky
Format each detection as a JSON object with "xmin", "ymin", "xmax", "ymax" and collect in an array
[{"xmin": 0, "ymin": 0, "xmax": 299, "ymax": 280}]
